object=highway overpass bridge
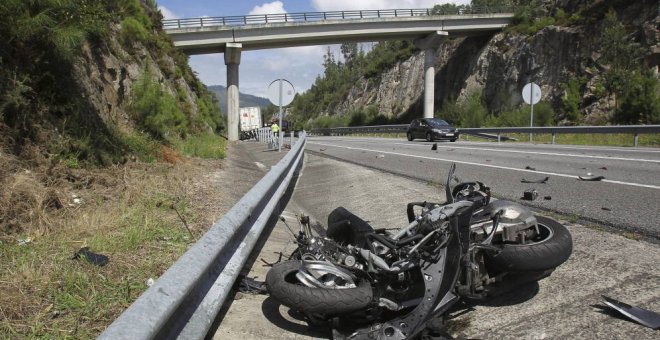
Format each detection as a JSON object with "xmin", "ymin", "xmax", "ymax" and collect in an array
[{"xmin": 163, "ymin": 7, "xmax": 516, "ymax": 141}]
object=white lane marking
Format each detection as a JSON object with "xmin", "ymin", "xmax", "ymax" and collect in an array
[
  {"xmin": 309, "ymin": 136, "xmax": 660, "ymax": 154},
  {"xmin": 309, "ymin": 137, "xmax": 660, "ymax": 163},
  {"xmin": 389, "ymin": 142, "xmax": 660, "ymax": 163},
  {"xmin": 308, "ymin": 142, "xmax": 660, "ymax": 190}
]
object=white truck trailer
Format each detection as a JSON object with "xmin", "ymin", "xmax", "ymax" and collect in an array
[{"xmin": 239, "ymin": 107, "xmax": 262, "ymax": 132}]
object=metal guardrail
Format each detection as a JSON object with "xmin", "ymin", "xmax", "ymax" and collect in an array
[
  {"xmin": 162, "ymin": 6, "xmax": 516, "ymax": 29},
  {"xmin": 310, "ymin": 125, "xmax": 660, "ymax": 146},
  {"xmin": 100, "ymin": 132, "xmax": 307, "ymax": 339}
]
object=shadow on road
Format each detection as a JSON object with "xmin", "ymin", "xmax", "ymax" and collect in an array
[{"xmin": 261, "ymin": 297, "xmax": 330, "ymax": 338}]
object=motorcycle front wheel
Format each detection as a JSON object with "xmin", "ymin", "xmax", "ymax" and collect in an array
[
  {"xmin": 266, "ymin": 260, "xmax": 374, "ymax": 315},
  {"xmin": 485, "ymin": 216, "xmax": 573, "ymax": 272}
]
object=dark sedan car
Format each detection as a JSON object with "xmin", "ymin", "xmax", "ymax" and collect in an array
[{"xmin": 406, "ymin": 118, "xmax": 459, "ymax": 142}]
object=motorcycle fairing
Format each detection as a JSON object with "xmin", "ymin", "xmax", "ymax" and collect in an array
[{"xmin": 343, "ymin": 204, "xmax": 474, "ymax": 339}]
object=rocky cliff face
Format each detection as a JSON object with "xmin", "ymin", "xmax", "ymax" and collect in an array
[
  {"xmin": 332, "ymin": 0, "xmax": 659, "ymax": 124},
  {"xmin": 73, "ymin": 24, "xmax": 202, "ymax": 133}
]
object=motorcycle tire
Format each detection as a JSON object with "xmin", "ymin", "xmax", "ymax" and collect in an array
[
  {"xmin": 266, "ymin": 260, "xmax": 373, "ymax": 315},
  {"xmin": 485, "ymin": 216, "xmax": 572, "ymax": 272}
]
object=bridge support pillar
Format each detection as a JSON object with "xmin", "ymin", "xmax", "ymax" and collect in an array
[
  {"xmin": 423, "ymin": 48, "xmax": 436, "ymax": 119},
  {"xmin": 225, "ymin": 43, "xmax": 242, "ymax": 141},
  {"xmin": 415, "ymin": 31, "xmax": 447, "ymax": 119}
]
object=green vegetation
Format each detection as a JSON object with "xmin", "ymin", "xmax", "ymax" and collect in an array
[
  {"xmin": 0, "ymin": 0, "xmax": 224, "ymax": 166},
  {"xmin": 597, "ymin": 10, "xmax": 659, "ymax": 124},
  {"xmin": 130, "ymin": 70, "xmax": 189, "ymax": 139},
  {"xmin": 0, "ymin": 164, "xmax": 196, "ymax": 338},
  {"xmin": 289, "ymin": 0, "xmax": 658, "ymax": 132},
  {"xmin": 173, "ymin": 133, "xmax": 226, "ymax": 159},
  {"xmin": 288, "ymin": 41, "xmax": 417, "ymax": 129}
]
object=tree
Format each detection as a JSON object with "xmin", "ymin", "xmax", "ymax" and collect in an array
[{"xmin": 613, "ymin": 71, "xmax": 660, "ymax": 124}]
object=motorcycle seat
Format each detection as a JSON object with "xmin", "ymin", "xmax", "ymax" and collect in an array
[{"xmin": 326, "ymin": 207, "xmax": 374, "ymax": 248}]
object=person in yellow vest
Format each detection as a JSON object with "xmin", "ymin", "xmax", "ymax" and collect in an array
[{"xmin": 271, "ymin": 122, "xmax": 280, "ymax": 148}]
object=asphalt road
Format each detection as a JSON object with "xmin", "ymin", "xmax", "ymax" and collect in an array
[
  {"xmin": 306, "ymin": 136, "xmax": 660, "ymax": 239},
  {"xmin": 215, "ymin": 143, "xmax": 660, "ymax": 339}
]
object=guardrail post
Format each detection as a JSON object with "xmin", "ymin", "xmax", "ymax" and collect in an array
[
  {"xmin": 634, "ymin": 132, "xmax": 639, "ymax": 147},
  {"xmin": 552, "ymin": 132, "xmax": 556, "ymax": 144},
  {"xmin": 200, "ymin": 18, "xmax": 204, "ymax": 27},
  {"xmin": 290, "ymin": 130, "xmax": 293, "ymax": 147},
  {"xmin": 497, "ymin": 132, "xmax": 501, "ymax": 143}
]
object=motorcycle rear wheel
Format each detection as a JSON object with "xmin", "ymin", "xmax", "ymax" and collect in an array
[
  {"xmin": 485, "ymin": 216, "xmax": 572, "ymax": 272},
  {"xmin": 266, "ymin": 260, "xmax": 373, "ymax": 315}
]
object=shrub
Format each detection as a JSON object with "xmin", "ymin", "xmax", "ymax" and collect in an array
[
  {"xmin": 120, "ymin": 17, "xmax": 149, "ymax": 45},
  {"xmin": 130, "ymin": 71, "xmax": 188, "ymax": 139}
]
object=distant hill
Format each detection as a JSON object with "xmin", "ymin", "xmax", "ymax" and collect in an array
[{"xmin": 207, "ymin": 85, "xmax": 271, "ymax": 116}]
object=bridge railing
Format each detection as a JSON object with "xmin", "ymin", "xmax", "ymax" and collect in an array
[
  {"xmin": 99, "ymin": 133, "xmax": 307, "ymax": 339},
  {"xmin": 162, "ymin": 6, "xmax": 516, "ymax": 29},
  {"xmin": 309, "ymin": 125, "xmax": 660, "ymax": 147}
]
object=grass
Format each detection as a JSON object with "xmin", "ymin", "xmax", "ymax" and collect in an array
[
  {"xmin": 0, "ymin": 162, "xmax": 198, "ymax": 338},
  {"xmin": 173, "ymin": 133, "xmax": 226, "ymax": 159},
  {"xmin": 329, "ymin": 131, "xmax": 660, "ymax": 148},
  {"xmin": 462, "ymin": 132, "xmax": 660, "ymax": 147}
]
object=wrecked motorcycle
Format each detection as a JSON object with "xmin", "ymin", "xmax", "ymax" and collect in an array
[{"xmin": 266, "ymin": 164, "xmax": 573, "ymax": 339}]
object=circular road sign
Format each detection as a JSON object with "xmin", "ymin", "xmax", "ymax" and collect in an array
[
  {"xmin": 522, "ymin": 82, "xmax": 541, "ymax": 105},
  {"xmin": 267, "ymin": 79, "xmax": 295, "ymax": 106}
]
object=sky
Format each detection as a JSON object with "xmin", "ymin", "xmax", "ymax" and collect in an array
[{"xmin": 156, "ymin": 0, "xmax": 470, "ymax": 97}]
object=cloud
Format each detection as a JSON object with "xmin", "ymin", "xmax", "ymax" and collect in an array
[
  {"xmin": 310, "ymin": 0, "xmax": 470, "ymax": 11},
  {"xmin": 158, "ymin": 6, "xmax": 179, "ymax": 20},
  {"xmin": 249, "ymin": 1, "xmax": 286, "ymax": 15}
]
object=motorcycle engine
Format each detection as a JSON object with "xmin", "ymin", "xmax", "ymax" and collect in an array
[{"xmin": 300, "ymin": 237, "xmax": 362, "ymax": 270}]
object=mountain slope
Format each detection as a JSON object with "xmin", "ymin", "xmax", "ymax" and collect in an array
[{"xmin": 207, "ymin": 85, "xmax": 271, "ymax": 116}]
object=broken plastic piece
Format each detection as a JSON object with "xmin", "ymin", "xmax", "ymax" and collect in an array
[
  {"xmin": 578, "ymin": 175, "xmax": 605, "ymax": 181},
  {"xmin": 238, "ymin": 276, "xmax": 268, "ymax": 295},
  {"xmin": 72, "ymin": 247, "xmax": 109, "ymax": 266},
  {"xmin": 602, "ymin": 295, "xmax": 660, "ymax": 329},
  {"xmin": 521, "ymin": 177, "xmax": 549, "ymax": 184},
  {"xmin": 522, "ymin": 189, "xmax": 538, "ymax": 201}
]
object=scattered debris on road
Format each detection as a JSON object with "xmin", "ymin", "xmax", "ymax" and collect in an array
[
  {"xmin": 431, "ymin": 143, "xmax": 437, "ymax": 150},
  {"xmin": 544, "ymin": 196, "xmax": 552, "ymax": 200},
  {"xmin": 376, "ymin": 154, "xmax": 385, "ymax": 159},
  {"xmin": 578, "ymin": 174, "xmax": 605, "ymax": 181},
  {"xmin": 599, "ymin": 166, "xmax": 608, "ymax": 170},
  {"xmin": 522, "ymin": 188, "xmax": 538, "ymax": 201},
  {"xmin": 525, "ymin": 165, "xmax": 537, "ymax": 170},
  {"xmin": 602, "ymin": 207, "xmax": 612, "ymax": 211},
  {"xmin": 521, "ymin": 176, "xmax": 549, "ymax": 184},
  {"xmin": 238, "ymin": 276, "xmax": 268, "ymax": 295},
  {"xmin": 602, "ymin": 295, "xmax": 660, "ymax": 329},
  {"xmin": 320, "ymin": 148, "xmax": 326, "ymax": 152}
]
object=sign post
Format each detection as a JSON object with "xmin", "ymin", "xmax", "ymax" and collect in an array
[
  {"xmin": 522, "ymin": 82, "xmax": 541, "ymax": 142},
  {"xmin": 267, "ymin": 79, "xmax": 295, "ymax": 152}
]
